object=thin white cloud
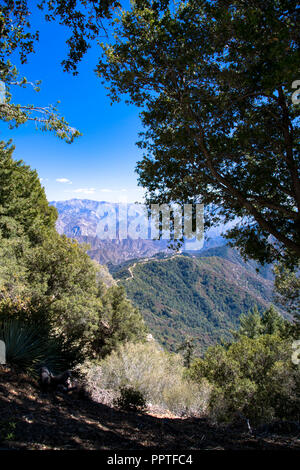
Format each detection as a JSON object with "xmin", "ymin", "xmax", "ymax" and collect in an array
[
  {"xmin": 99, "ymin": 188, "xmax": 128, "ymax": 193},
  {"xmin": 56, "ymin": 178, "xmax": 72, "ymax": 184},
  {"xmin": 72, "ymin": 188, "xmax": 96, "ymax": 195}
]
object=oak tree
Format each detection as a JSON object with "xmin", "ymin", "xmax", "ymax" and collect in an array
[{"xmin": 98, "ymin": 0, "xmax": 300, "ymax": 266}]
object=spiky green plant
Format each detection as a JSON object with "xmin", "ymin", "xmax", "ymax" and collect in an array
[{"xmin": 0, "ymin": 319, "xmax": 72, "ymax": 375}]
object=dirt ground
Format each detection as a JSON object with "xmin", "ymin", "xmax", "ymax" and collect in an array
[{"xmin": 0, "ymin": 366, "xmax": 299, "ymax": 450}]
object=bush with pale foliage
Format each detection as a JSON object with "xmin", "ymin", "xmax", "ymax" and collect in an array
[{"xmin": 82, "ymin": 342, "xmax": 211, "ymax": 416}]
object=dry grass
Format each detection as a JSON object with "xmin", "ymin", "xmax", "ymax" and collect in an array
[{"xmin": 81, "ymin": 342, "xmax": 211, "ymax": 416}]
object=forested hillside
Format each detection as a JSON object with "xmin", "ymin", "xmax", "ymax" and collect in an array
[
  {"xmin": 115, "ymin": 255, "xmax": 282, "ymax": 351},
  {"xmin": 197, "ymin": 246, "xmax": 274, "ymax": 281}
]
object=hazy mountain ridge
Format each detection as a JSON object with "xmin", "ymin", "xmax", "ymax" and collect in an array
[
  {"xmin": 51, "ymin": 199, "xmax": 229, "ymax": 264},
  {"xmin": 51, "ymin": 199, "xmax": 173, "ymax": 264}
]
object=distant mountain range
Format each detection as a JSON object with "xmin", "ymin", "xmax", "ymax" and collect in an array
[
  {"xmin": 51, "ymin": 199, "xmax": 230, "ymax": 264},
  {"xmin": 51, "ymin": 199, "xmax": 279, "ymax": 353}
]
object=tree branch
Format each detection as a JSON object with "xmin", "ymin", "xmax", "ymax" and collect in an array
[
  {"xmin": 277, "ymin": 86, "xmax": 300, "ymax": 214},
  {"xmin": 188, "ymin": 106, "xmax": 300, "ymax": 256}
]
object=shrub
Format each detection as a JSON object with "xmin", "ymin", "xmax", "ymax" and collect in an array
[
  {"xmin": 0, "ymin": 420, "xmax": 16, "ymax": 442},
  {"xmin": 188, "ymin": 334, "xmax": 300, "ymax": 425},
  {"xmin": 114, "ymin": 386, "xmax": 147, "ymax": 412},
  {"xmin": 83, "ymin": 341, "xmax": 211, "ymax": 416}
]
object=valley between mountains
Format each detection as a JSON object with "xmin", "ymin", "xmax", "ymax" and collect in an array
[{"xmin": 52, "ymin": 200, "xmax": 280, "ymax": 353}]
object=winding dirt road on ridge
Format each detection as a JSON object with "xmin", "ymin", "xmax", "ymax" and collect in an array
[{"xmin": 116, "ymin": 253, "xmax": 184, "ymax": 283}]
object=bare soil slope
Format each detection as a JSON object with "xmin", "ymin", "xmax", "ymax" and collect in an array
[{"xmin": 0, "ymin": 366, "xmax": 299, "ymax": 450}]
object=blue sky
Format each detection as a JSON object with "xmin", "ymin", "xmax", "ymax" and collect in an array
[{"xmin": 0, "ymin": 5, "xmax": 146, "ymax": 203}]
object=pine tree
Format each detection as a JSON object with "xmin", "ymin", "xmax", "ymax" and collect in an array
[
  {"xmin": 261, "ymin": 305, "xmax": 286, "ymax": 335},
  {"xmin": 235, "ymin": 306, "xmax": 263, "ymax": 339}
]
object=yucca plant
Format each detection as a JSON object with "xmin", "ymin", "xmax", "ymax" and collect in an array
[{"xmin": 0, "ymin": 319, "xmax": 72, "ymax": 376}]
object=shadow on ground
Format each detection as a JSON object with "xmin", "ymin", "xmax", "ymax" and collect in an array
[{"xmin": 0, "ymin": 367, "xmax": 299, "ymax": 450}]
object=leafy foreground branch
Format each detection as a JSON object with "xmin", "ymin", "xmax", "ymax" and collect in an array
[
  {"xmin": 0, "ymin": 0, "xmax": 121, "ymax": 141},
  {"xmin": 0, "ymin": 96, "xmax": 81, "ymax": 144}
]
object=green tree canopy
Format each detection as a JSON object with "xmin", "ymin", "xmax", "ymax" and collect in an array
[
  {"xmin": 235, "ymin": 305, "xmax": 263, "ymax": 339},
  {"xmin": 0, "ymin": 142, "xmax": 147, "ymax": 359},
  {"xmin": 234, "ymin": 304, "xmax": 288, "ymax": 340},
  {"xmin": 92, "ymin": 285, "xmax": 148, "ymax": 357},
  {"xmin": 189, "ymin": 333, "xmax": 300, "ymax": 423},
  {"xmin": 274, "ymin": 261, "xmax": 300, "ymax": 333},
  {"xmin": 98, "ymin": 0, "xmax": 300, "ymax": 266},
  {"xmin": 0, "ymin": 141, "xmax": 57, "ymax": 243}
]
